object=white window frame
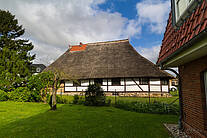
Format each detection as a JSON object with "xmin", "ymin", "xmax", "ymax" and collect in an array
[{"xmin": 172, "ymin": 0, "xmax": 197, "ymax": 26}]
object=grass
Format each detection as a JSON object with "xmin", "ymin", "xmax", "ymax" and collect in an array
[
  {"xmin": 58, "ymin": 94, "xmax": 180, "ymax": 105},
  {"xmin": 0, "ymin": 101, "xmax": 178, "ymax": 138}
]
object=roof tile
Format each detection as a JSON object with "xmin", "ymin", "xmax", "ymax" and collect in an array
[{"xmin": 157, "ymin": 0, "xmax": 207, "ymax": 64}]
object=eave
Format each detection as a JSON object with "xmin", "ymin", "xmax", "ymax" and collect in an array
[{"xmin": 158, "ymin": 28, "xmax": 207, "ymax": 68}]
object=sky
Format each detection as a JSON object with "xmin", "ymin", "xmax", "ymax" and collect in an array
[{"xmin": 0, "ymin": 0, "xmax": 171, "ymax": 65}]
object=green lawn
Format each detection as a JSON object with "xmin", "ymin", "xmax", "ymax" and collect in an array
[
  {"xmin": 0, "ymin": 101, "xmax": 178, "ymax": 138},
  {"xmin": 60, "ymin": 95, "xmax": 179, "ymax": 105}
]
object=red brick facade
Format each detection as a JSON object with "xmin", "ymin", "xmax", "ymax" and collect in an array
[{"xmin": 179, "ymin": 55, "xmax": 207, "ymax": 138}]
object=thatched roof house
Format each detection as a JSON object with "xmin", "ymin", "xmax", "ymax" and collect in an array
[{"xmin": 45, "ymin": 39, "xmax": 172, "ymax": 97}]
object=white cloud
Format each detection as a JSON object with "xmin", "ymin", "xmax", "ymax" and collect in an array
[
  {"xmin": 0, "ymin": 0, "xmax": 141, "ymax": 65},
  {"xmin": 136, "ymin": 45, "xmax": 161, "ymax": 64},
  {"xmin": 136, "ymin": 0, "xmax": 170, "ymax": 34}
]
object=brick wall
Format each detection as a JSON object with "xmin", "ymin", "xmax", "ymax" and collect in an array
[{"xmin": 179, "ymin": 55, "xmax": 207, "ymax": 138}]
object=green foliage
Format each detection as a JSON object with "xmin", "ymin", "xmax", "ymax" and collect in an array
[
  {"xmin": 170, "ymin": 90, "xmax": 179, "ymax": 96},
  {"xmin": 0, "ymin": 90, "xmax": 8, "ymax": 101},
  {"xmin": 0, "ymin": 10, "xmax": 35, "ymax": 91},
  {"xmin": 27, "ymin": 72, "xmax": 53, "ymax": 102},
  {"xmin": 73, "ymin": 95, "xmax": 79, "ymax": 104},
  {"xmin": 8, "ymin": 87, "xmax": 32, "ymax": 102},
  {"xmin": 85, "ymin": 84, "xmax": 106, "ymax": 106},
  {"xmin": 114, "ymin": 100, "xmax": 179, "ymax": 115}
]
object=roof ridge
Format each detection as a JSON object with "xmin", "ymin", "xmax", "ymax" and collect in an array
[{"xmin": 70, "ymin": 39, "xmax": 129, "ymax": 46}]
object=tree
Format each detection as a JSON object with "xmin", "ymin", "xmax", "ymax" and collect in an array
[
  {"xmin": 49, "ymin": 69, "xmax": 65, "ymax": 110},
  {"xmin": 0, "ymin": 10, "xmax": 35, "ymax": 91}
]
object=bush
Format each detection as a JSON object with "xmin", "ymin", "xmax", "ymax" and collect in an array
[
  {"xmin": 84, "ymin": 84, "xmax": 106, "ymax": 106},
  {"xmin": 56, "ymin": 95, "xmax": 69, "ymax": 104},
  {"xmin": 73, "ymin": 95, "xmax": 79, "ymax": 104},
  {"xmin": 0, "ymin": 90, "xmax": 8, "ymax": 101},
  {"xmin": 114, "ymin": 100, "xmax": 179, "ymax": 115},
  {"xmin": 8, "ymin": 87, "xmax": 32, "ymax": 102}
]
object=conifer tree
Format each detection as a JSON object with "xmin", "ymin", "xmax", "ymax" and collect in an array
[{"xmin": 0, "ymin": 10, "xmax": 35, "ymax": 91}]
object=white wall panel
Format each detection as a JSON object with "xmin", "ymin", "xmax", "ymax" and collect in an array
[
  {"xmin": 150, "ymin": 79, "xmax": 160, "ymax": 85},
  {"xmin": 162, "ymin": 85, "xmax": 169, "ymax": 92},
  {"xmin": 108, "ymin": 86, "xmax": 124, "ymax": 91},
  {"xmin": 108, "ymin": 79, "xmax": 112, "ymax": 85},
  {"xmin": 125, "ymin": 78, "xmax": 135, "ymax": 85},
  {"xmin": 65, "ymin": 87, "xmax": 76, "ymax": 91},
  {"xmin": 140, "ymin": 85, "xmax": 148, "ymax": 91},
  {"xmin": 81, "ymin": 80, "xmax": 89, "ymax": 86},
  {"xmin": 90, "ymin": 79, "xmax": 94, "ymax": 84},
  {"xmin": 121, "ymin": 79, "xmax": 125, "ymax": 85},
  {"xmin": 103, "ymin": 79, "xmax": 107, "ymax": 85},
  {"xmin": 77, "ymin": 87, "xmax": 88, "ymax": 91},
  {"xmin": 65, "ymin": 81, "xmax": 73, "ymax": 86},
  {"xmin": 150, "ymin": 85, "xmax": 161, "ymax": 91},
  {"xmin": 101, "ymin": 86, "xmax": 107, "ymax": 91},
  {"xmin": 126, "ymin": 85, "xmax": 142, "ymax": 91}
]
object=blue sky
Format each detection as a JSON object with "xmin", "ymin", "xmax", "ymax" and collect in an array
[{"xmin": 0, "ymin": 0, "xmax": 171, "ymax": 64}]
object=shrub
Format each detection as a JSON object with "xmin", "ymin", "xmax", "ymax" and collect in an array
[
  {"xmin": 84, "ymin": 84, "xmax": 106, "ymax": 106},
  {"xmin": 114, "ymin": 100, "xmax": 179, "ymax": 115},
  {"xmin": 8, "ymin": 87, "xmax": 32, "ymax": 102},
  {"xmin": 0, "ymin": 90, "xmax": 8, "ymax": 101},
  {"xmin": 73, "ymin": 95, "xmax": 79, "ymax": 104}
]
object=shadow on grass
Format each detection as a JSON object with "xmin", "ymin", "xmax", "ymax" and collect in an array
[{"xmin": 0, "ymin": 103, "xmax": 178, "ymax": 138}]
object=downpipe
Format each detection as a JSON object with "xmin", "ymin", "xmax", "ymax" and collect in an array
[{"xmin": 162, "ymin": 68, "xmax": 183, "ymax": 130}]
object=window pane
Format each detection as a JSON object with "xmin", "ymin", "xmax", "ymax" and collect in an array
[
  {"xmin": 204, "ymin": 72, "xmax": 207, "ymax": 108},
  {"xmin": 73, "ymin": 80, "xmax": 81, "ymax": 86},
  {"xmin": 112, "ymin": 78, "xmax": 121, "ymax": 86},
  {"xmin": 177, "ymin": 0, "xmax": 187, "ymax": 17},
  {"xmin": 94, "ymin": 79, "xmax": 102, "ymax": 85},
  {"xmin": 140, "ymin": 78, "xmax": 148, "ymax": 85}
]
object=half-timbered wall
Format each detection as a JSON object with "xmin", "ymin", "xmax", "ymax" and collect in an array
[{"xmin": 64, "ymin": 78, "xmax": 169, "ymax": 93}]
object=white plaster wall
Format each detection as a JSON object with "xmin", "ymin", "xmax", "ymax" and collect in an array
[
  {"xmin": 103, "ymin": 79, "xmax": 107, "ymax": 85},
  {"xmin": 121, "ymin": 79, "xmax": 125, "ymax": 85},
  {"xmin": 126, "ymin": 85, "xmax": 142, "ymax": 91},
  {"xmin": 162, "ymin": 85, "xmax": 169, "ymax": 92},
  {"xmin": 125, "ymin": 78, "xmax": 136, "ymax": 85},
  {"xmin": 65, "ymin": 81, "xmax": 73, "ymax": 86},
  {"xmin": 65, "ymin": 87, "xmax": 76, "ymax": 91},
  {"xmin": 140, "ymin": 85, "xmax": 149, "ymax": 91},
  {"xmin": 150, "ymin": 79, "xmax": 160, "ymax": 85},
  {"xmin": 90, "ymin": 79, "xmax": 94, "ymax": 84},
  {"xmin": 101, "ymin": 86, "xmax": 107, "ymax": 91},
  {"xmin": 108, "ymin": 86, "xmax": 124, "ymax": 91},
  {"xmin": 81, "ymin": 80, "xmax": 89, "ymax": 86},
  {"xmin": 150, "ymin": 86, "xmax": 161, "ymax": 91},
  {"xmin": 108, "ymin": 79, "xmax": 112, "ymax": 85},
  {"xmin": 77, "ymin": 87, "xmax": 88, "ymax": 91}
]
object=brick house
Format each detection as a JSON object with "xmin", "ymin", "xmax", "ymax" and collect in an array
[
  {"xmin": 157, "ymin": 0, "xmax": 207, "ymax": 137},
  {"xmin": 45, "ymin": 39, "xmax": 172, "ymax": 97}
]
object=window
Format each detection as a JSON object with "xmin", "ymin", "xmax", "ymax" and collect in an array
[
  {"xmin": 73, "ymin": 80, "xmax": 81, "ymax": 86},
  {"xmin": 204, "ymin": 71, "xmax": 207, "ymax": 108},
  {"xmin": 161, "ymin": 79, "xmax": 169, "ymax": 85},
  {"xmin": 94, "ymin": 79, "xmax": 103, "ymax": 85},
  {"xmin": 112, "ymin": 78, "xmax": 121, "ymax": 86},
  {"xmin": 172, "ymin": 0, "xmax": 196, "ymax": 25},
  {"xmin": 139, "ymin": 78, "xmax": 149, "ymax": 85}
]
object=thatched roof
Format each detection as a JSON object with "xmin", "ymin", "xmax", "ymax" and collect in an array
[{"xmin": 45, "ymin": 39, "xmax": 172, "ymax": 79}]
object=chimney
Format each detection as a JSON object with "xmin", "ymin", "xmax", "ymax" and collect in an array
[{"xmin": 80, "ymin": 42, "xmax": 83, "ymax": 47}]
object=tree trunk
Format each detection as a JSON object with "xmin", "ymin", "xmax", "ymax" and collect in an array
[{"xmin": 50, "ymin": 75, "xmax": 57, "ymax": 110}]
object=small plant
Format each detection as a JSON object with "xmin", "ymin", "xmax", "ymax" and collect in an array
[
  {"xmin": 73, "ymin": 95, "xmax": 79, "ymax": 104},
  {"xmin": 8, "ymin": 87, "xmax": 32, "ymax": 102},
  {"xmin": 84, "ymin": 84, "xmax": 106, "ymax": 106},
  {"xmin": 114, "ymin": 100, "xmax": 179, "ymax": 115},
  {"xmin": 0, "ymin": 90, "xmax": 8, "ymax": 101}
]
